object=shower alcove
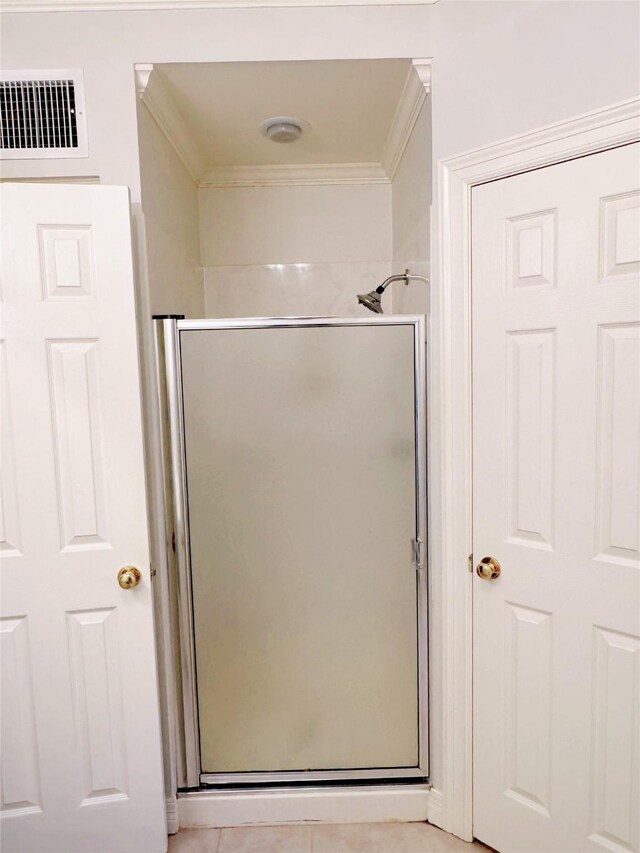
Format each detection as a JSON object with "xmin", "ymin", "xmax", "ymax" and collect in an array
[{"xmin": 135, "ymin": 57, "xmax": 432, "ymax": 827}]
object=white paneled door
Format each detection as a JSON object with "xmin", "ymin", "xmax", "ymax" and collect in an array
[
  {"xmin": 0, "ymin": 185, "xmax": 166, "ymax": 852},
  {"xmin": 472, "ymin": 144, "xmax": 640, "ymax": 853}
]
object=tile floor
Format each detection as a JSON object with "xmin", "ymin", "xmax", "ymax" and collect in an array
[{"xmin": 168, "ymin": 823, "xmax": 484, "ymax": 853}]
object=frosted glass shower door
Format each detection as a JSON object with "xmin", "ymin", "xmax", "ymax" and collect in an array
[{"xmin": 176, "ymin": 318, "xmax": 426, "ymax": 781}]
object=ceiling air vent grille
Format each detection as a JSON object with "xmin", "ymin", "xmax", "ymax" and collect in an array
[{"xmin": 0, "ymin": 70, "xmax": 88, "ymax": 160}]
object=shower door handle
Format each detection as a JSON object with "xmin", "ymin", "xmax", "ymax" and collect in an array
[{"xmin": 413, "ymin": 538, "xmax": 424, "ymax": 571}]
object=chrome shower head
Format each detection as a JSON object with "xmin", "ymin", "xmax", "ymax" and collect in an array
[
  {"xmin": 357, "ymin": 290, "xmax": 384, "ymax": 314},
  {"xmin": 356, "ymin": 268, "xmax": 430, "ymax": 315}
]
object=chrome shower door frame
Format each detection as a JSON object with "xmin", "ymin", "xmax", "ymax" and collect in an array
[{"xmin": 155, "ymin": 315, "xmax": 428, "ymax": 789}]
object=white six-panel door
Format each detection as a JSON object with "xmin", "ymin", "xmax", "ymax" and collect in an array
[
  {"xmin": 0, "ymin": 184, "xmax": 166, "ymax": 852},
  {"xmin": 472, "ymin": 144, "xmax": 640, "ymax": 853}
]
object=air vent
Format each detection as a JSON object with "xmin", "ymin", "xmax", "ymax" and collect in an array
[{"xmin": 0, "ymin": 70, "xmax": 88, "ymax": 159}]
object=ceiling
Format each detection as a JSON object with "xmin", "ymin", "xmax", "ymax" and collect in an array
[{"xmin": 154, "ymin": 59, "xmax": 412, "ymax": 169}]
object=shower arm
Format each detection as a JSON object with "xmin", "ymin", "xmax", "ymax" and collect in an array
[
  {"xmin": 375, "ymin": 269, "xmax": 429, "ymax": 295},
  {"xmin": 357, "ymin": 267, "xmax": 430, "ymax": 314}
]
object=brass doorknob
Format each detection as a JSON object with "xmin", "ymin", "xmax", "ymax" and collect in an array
[
  {"xmin": 476, "ymin": 556, "xmax": 501, "ymax": 580},
  {"xmin": 118, "ymin": 566, "xmax": 142, "ymax": 589}
]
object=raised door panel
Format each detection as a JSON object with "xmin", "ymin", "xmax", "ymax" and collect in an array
[
  {"xmin": 506, "ymin": 330, "xmax": 556, "ymax": 550},
  {"xmin": 0, "ymin": 341, "xmax": 22, "ymax": 558},
  {"xmin": 39, "ymin": 225, "xmax": 95, "ymax": 300},
  {"xmin": 504, "ymin": 604, "xmax": 553, "ymax": 817},
  {"xmin": 0, "ymin": 616, "xmax": 41, "ymax": 818},
  {"xmin": 47, "ymin": 339, "xmax": 110, "ymax": 552},
  {"xmin": 506, "ymin": 210, "xmax": 557, "ymax": 290},
  {"xmin": 595, "ymin": 324, "xmax": 640, "ymax": 566},
  {"xmin": 66, "ymin": 608, "xmax": 128, "ymax": 805},
  {"xmin": 589, "ymin": 627, "xmax": 640, "ymax": 852},
  {"xmin": 600, "ymin": 191, "xmax": 640, "ymax": 282}
]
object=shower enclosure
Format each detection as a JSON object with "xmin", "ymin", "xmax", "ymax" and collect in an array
[{"xmin": 155, "ymin": 315, "xmax": 427, "ymax": 789}]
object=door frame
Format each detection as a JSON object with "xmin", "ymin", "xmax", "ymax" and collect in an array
[{"xmin": 435, "ymin": 96, "xmax": 640, "ymax": 842}]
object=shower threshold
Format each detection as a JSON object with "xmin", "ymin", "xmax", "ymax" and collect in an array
[
  {"xmin": 198, "ymin": 768, "xmax": 427, "ymax": 787},
  {"xmin": 189, "ymin": 775, "xmax": 430, "ymax": 792}
]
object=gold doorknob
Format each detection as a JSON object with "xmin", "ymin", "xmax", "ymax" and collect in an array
[
  {"xmin": 476, "ymin": 556, "xmax": 501, "ymax": 580},
  {"xmin": 118, "ymin": 566, "xmax": 142, "ymax": 589}
]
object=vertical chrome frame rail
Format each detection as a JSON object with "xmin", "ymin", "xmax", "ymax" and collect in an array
[
  {"xmin": 155, "ymin": 317, "xmax": 201, "ymax": 788},
  {"xmin": 413, "ymin": 314, "xmax": 429, "ymax": 780},
  {"xmin": 159, "ymin": 315, "xmax": 428, "ymax": 787}
]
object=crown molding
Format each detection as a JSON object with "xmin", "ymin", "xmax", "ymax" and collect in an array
[
  {"xmin": 135, "ymin": 63, "xmax": 154, "ymax": 97},
  {"xmin": 3, "ymin": 0, "xmax": 437, "ymax": 10},
  {"xmin": 382, "ymin": 58, "xmax": 431, "ymax": 181},
  {"xmin": 199, "ymin": 162, "xmax": 389, "ymax": 188},
  {"xmin": 135, "ymin": 63, "xmax": 205, "ymax": 184}
]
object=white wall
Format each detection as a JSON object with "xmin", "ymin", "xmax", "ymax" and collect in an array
[
  {"xmin": 138, "ymin": 104, "xmax": 204, "ymax": 317},
  {"xmin": 3, "ymin": 3, "xmax": 637, "ymax": 188},
  {"xmin": 2, "ymin": 0, "xmax": 638, "ymax": 813},
  {"xmin": 200, "ymin": 182, "xmax": 392, "ymax": 317},
  {"xmin": 430, "ymin": 2, "xmax": 640, "ymax": 162}
]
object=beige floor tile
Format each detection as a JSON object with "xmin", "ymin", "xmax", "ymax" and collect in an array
[
  {"xmin": 168, "ymin": 827, "xmax": 221, "ymax": 852},
  {"xmin": 218, "ymin": 824, "xmax": 311, "ymax": 853},
  {"xmin": 310, "ymin": 822, "xmax": 479, "ymax": 853}
]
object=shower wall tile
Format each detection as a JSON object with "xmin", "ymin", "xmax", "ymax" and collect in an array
[
  {"xmin": 199, "ymin": 184, "xmax": 392, "ymax": 267},
  {"xmin": 390, "ymin": 259, "xmax": 430, "ymax": 315},
  {"xmin": 391, "ymin": 102, "xmax": 431, "ymax": 266},
  {"xmin": 203, "ymin": 261, "xmax": 392, "ymax": 318},
  {"xmin": 139, "ymin": 105, "xmax": 204, "ymax": 318},
  {"xmin": 390, "ymin": 99, "xmax": 431, "ymax": 319}
]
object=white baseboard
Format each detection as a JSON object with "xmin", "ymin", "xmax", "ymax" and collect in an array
[
  {"xmin": 426, "ymin": 787, "xmax": 444, "ymax": 829},
  {"xmin": 166, "ymin": 795, "xmax": 179, "ymax": 835},
  {"xmin": 178, "ymin": 785, "xmax": 432, "ymax": 828}
]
